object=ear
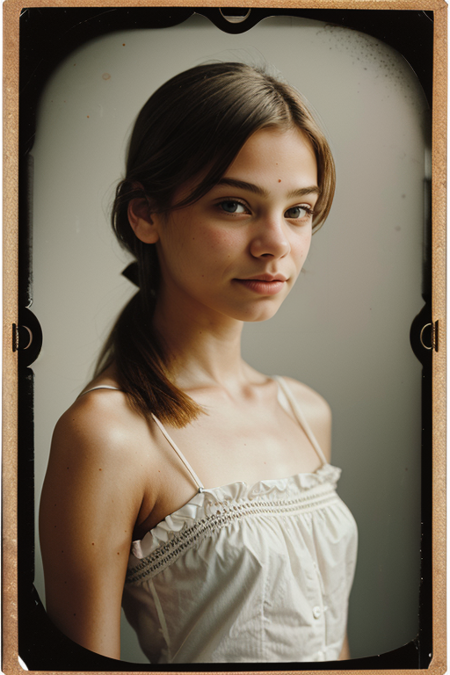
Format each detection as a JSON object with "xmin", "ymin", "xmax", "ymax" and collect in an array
[{"xmin": 128, "ymin": 198, "xmax": 161, "ymax": 244}]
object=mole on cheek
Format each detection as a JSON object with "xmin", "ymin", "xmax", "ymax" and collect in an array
[{"xmin": 278, "ymin": 179, "xmax": 282, "ymax": 183}]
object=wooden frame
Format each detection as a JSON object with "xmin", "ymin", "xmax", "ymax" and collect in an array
[{"xmin": 3, "ymin": 1, "xmax": 446, "ymax": 673}]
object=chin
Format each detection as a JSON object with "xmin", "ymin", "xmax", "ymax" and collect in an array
[{"xmin": 233, "ymin": 302, "xmax": 283, "ymax": 323}]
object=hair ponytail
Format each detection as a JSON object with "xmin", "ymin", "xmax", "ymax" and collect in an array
[
  {"xmin": 95, "ymin": 290, "xmax": 203, "ymax": 427},
  {"xmin": 95, "ymin": 62, "xmax": 336, "ymax": 427}
]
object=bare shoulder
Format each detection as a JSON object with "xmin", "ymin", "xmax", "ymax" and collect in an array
[
  {"xmin": 281, "ymin": 376, "xmax": 332, "ymax": 462},
  {"xmin": 54, "ymin": 387, "xmax": 143, "ymax": 450},
  {"xmin": 43, "ymin": 387, "xmax": 158, "ymax": 533},
  {"xmin": 52, "ymin": 389, "xmax": 148, "ymax": 472},
  {"xmin": 281, "ymin": 376, "xmax": 332, "ymax": 418}
]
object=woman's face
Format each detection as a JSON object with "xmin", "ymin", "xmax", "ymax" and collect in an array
[{"xmin": 154, "ymin": 126, "xmax": 319, "ymax": 324}]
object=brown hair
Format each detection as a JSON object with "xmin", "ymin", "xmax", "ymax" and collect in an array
[{"xmin": 96, "ymin": 62, "xmax": 336, "ymax": 427}]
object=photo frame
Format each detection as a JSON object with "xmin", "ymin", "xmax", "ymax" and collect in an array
[{"xmin": 3, "ymin": 1, "xmax": 446, "ymax": 673}]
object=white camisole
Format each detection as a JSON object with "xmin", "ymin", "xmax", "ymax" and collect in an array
[{"xmin": 82, "ymin": 377, "xmax": 358, "ymax": 664}]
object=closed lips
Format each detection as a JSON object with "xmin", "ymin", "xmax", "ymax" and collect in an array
[
  {"xmin": 238, "ymin": 274, "xmax": 287, "ymax": 282},
  {"xmin": 234, "ymin": 277, "xmax": 287, "ymax": 295}
]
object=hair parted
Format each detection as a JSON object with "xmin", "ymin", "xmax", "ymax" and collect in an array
[{"xmin": 96, "ymin": 62, "xmax": 336, "ymax": 427}]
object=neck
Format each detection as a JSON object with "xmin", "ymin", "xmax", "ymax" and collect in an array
[{"xmin": 152, "ymin": 291, "xmax": 248, "ymax": 390}]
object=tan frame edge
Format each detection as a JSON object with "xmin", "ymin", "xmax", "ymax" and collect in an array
[
  {"xmin": 430, "ymin": 1, "xmax": 447, "ymax": 673},
  {"xmin": 2, "ymin": 0, "xmax": 447, "ymax": 673}
]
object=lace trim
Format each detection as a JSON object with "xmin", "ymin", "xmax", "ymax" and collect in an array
[{"xmin": 126, "ymin": 484, "xmax": 340, "ymax": 585}]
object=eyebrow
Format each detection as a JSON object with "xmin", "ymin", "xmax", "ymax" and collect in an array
[{"xmin": 215, "ymin": 178, "xmax": 321, "ymax": 199}]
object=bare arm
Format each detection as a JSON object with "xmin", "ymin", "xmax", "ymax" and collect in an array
[
  {"xmin": 339, "ymin": 631, "xmax": 351, "ymax": 659},
  {"xmin": 39, "ymin": 395, "xmax": 146, "ymax": 659}
]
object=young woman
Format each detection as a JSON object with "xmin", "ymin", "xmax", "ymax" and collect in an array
[{"xmin": 39, "ymin": 62, "xmax": 358, "ymax": 664}]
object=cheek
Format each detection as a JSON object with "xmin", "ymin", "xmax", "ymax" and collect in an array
[
  {"xmin": 292, "ymin": 230, "xmax": 312, "ymax": 267},
  {"xmin": 195, "ymin": 227, "xmax": 244, "ymax": 260}
]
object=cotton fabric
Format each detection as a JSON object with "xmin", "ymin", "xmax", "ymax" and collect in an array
[{"xmin": 120, "ymin": 377, "xmax": 358, "ymax": 664}]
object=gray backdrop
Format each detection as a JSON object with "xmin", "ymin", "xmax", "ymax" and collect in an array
[{"xmin": 31, "ymin": 14, "xmax": 429, "ymax": 663}]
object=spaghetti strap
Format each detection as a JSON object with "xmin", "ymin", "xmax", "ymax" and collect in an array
[
  {"xmin": 274, "ymin": 376, "xmax": 328, "ymax": 466},
  {"xmin": 78, "ymin": 385, "xmax": 121, "ymax": 398},
  {"xmin": 78, "ymin": 385, "xmax": 204, "ymax": 489},
  {"xmin": 151, "ymin": 414, "xmax": 205, "ymax": 491}
]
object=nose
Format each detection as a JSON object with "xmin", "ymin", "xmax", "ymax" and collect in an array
[{"xmin": 250, "ymin": 216, "xmax": 291, "ymax": 259}]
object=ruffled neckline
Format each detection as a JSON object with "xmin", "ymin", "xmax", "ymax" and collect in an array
[{"xmin": 131, "ymin": 463, "xmax": 341, "ymax": 559}]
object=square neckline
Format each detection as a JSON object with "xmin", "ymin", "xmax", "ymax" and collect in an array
[{"xmin": 130, "ymin": 462, "xmax": 342, "ymax": 551}]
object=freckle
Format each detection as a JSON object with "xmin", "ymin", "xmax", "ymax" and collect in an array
[
  {"xmin": 278, "ymin": 179, "xmax": 281, "ymax": 183},
  {"xmin": 102, "ymin": 73, "xmax": 111, "ymax": 80},
  {"xmin": 117, "ymin": 552, "xmax": 120, "ymax": 555},
  {"xmin": 92, "ymin": 542, "xmax": 95, "ymax": 546},
  {"xmin": 87, "ymin": 115, "xmax": 90, "ymax": 118},
  {"xmin": 122, "ymin": 43, "xmax": 126, "ymax": 46},
  {"xmin": 73, "ymin": 613, "xmax": 76, "ymax": 616},
  {"xmin": 99, "ymin": 468, "xmax": 102, "ymax": 471}
]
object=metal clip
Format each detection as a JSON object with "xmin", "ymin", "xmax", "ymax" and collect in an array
[
  {"xmin": 12, "ymin": 324, "xmax": 34, "ymax": 352},
  {"xmin": 419, "ymin": 321, "xmax": 439, "ymax": 352}
]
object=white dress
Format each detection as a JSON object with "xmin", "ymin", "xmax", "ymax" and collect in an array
[{"xmin": 84, "ymin": 377, "xmax": 358, "ymax": 663}]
